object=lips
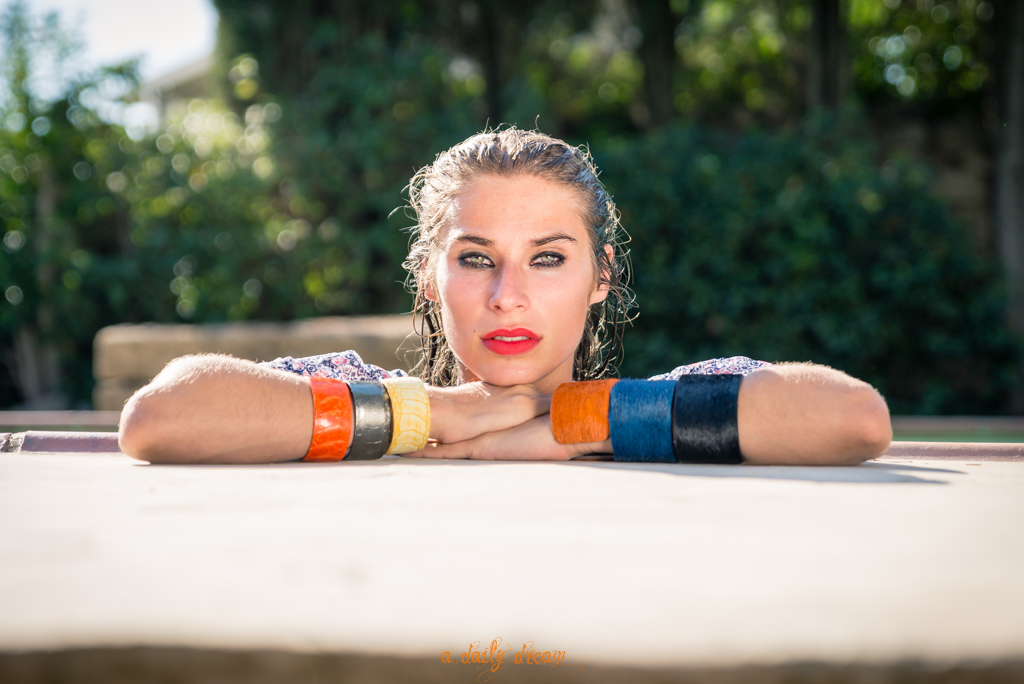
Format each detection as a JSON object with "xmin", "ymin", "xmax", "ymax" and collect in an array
[{"xmin": 481, "ymin": 328, "xmax": 541, "ymax": 356}]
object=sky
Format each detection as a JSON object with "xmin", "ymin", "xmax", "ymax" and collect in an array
[{"xmin": 29, "ymin": 0, "xmax": 218, "ymax": 83}]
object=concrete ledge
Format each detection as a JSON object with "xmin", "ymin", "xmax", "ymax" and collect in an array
[
  {"xmin": 92, "ymin": 315, "xmax": 417, "ymax": 410},
  {"xmin": 2, "ymin": 449, "xmax": 1022, "ymax": 681},
  {"xmin": 891, "ymin": 416, "xmax": 1024, "ymax": 442},
  {"xmin": 1, "ymin": 648, "xmax": 1020, "ymax": 684},
  {"xmin": 0, "ymin": 411, "xmax": 121, "ymax": 432},
  {"xmin": 5, "ymin": 412, "xmax": 1024, "ymax": 439},
  {"xmin": 1, "ymin": 431, "xmax": 122, "ymax": 453},
  {"xmin": 885, "ymin": 441, "xmax": 1024, "ymax": 461},
  {"xmin": 4, "ymin": 431, "xmax": 1022, "ymax": 462}
]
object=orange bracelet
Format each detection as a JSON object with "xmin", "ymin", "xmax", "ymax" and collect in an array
[
  {"xmin": 303, "ymin": 377, "xmax": 354, "ymax": 462},
  {"xmin": 551, "ymin": 378, "xmax": 619, "ymax": 444}
]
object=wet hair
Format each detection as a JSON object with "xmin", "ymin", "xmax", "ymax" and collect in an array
[{"xmin": 402, "ymin": 126, "xmax": 635, "ymax": 386}]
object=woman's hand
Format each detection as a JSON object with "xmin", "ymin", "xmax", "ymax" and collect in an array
[
  {"xmin": 408, "ymin": 413, "xmax": 612, "ymax": 461},
  {"xmin": 427, "ymin": 382, "xmax": 551, "ymax": 444},
  {"xmin": 417, "ymin": 362, "xmax": 892, "ymax": 465}
]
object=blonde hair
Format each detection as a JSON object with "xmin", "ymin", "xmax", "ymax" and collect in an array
[{"xmin": 403, "ymin": 126, "xmax": 635, "ymax": 386}]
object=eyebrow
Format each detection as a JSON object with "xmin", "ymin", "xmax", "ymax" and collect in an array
[{"xmin": 451, "ymin": 232, "xmax": 578, "ymax": 248}]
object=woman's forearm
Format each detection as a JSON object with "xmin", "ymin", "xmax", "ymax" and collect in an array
[
  {"xmin": 737, "ymin": 363, "xmax": 892, "ymax": 465},
  {"xmin": 119, "ymin": 355, "xmax": 314, "ymax": 464},
  {"xmin": 119, "ymin": 356, "xmax": 554, "ymax": 465},
  {"xmin": 120, "ymin": 356, "xmax": 888, "ymax": 466}
]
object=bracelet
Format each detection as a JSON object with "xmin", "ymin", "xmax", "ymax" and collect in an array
[
  {"xmin": 671, "ymin": 374, "xmax": 743, "ymax": 464},
  {"xmin": 551, "ymin": 379, "xmax": 618, "ymax": 444},
  {"xmin": 346, "ymin": 381, "xmax": 393, "ymax": 460},
  {"xmin": 381, "ymin": 377, "xmax": 430, "ymax": 453},
  {"xmin": 304, "ymin": 377, "xmax": 354, "ymax": 462},
  {"xmin": 608, "ymin": 380, "xmax": 677, "ymax": 463}
]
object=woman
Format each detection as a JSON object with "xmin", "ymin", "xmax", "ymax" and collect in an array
[{"xmin": 119, "ymin": 127, "xmax": 891, "ymax": 465}]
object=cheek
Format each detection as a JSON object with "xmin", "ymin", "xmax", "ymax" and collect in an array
[
  {"xmin": 433, "ymin": 258, "xmax": 459, "ymax": 305},
  {"xmin": 436, "ymin": 266, "xmax": 476, "ymax": 345},
  {"xmin": 437, "ymin": 263, "xmax": 467, "ymax": 306},
  {"xmin": 547, "ymin": 269, "xmax": 596, "ymax": 333}
]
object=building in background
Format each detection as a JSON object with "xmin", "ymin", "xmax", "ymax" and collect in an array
[{"xmin": 139, "ymin": 54, "xmax": 214, "ymax": 124}]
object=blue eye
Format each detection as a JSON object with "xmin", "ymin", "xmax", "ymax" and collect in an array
[
  {"xmin": 531, "ymin": 252, "xmax": 564, "ymax": 268},
  {"xmin": 459, "ymin": 253, "xmax": 493, "ymax": 268}
]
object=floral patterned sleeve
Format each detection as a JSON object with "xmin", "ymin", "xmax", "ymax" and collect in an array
[
  {"xmin": 261, "ymin": 350, "xmax": 765, "ymax": 384},
  {"xmin": 647, "ymin": 355, "xmax": 770, "ymax": 381},
  {"xmin": 260, "ymin": 350, "xmax": 409, "ymax": 382}
]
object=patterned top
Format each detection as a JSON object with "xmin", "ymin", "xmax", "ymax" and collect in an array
[{"xmin": 261, "ymin": 351, "xmax": 769, "ymax": 382}]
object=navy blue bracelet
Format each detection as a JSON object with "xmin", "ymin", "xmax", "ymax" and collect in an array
[
  {"xmin": 671, "ymin": 374, "xmax": 743, "ymax": 464},
  {"xmin": 609, "ymin": 380, "xmax": 677, "ymax": 463}
]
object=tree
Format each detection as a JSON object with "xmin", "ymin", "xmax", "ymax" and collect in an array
[
  {"xmin": 0, "ymin": 0, "xmax": 137, "ymax": 407},
  {"xmin": 807, "ymin": 0, "xmax": 844, "ymax": 110},
  {"xmin": 992, "ymin": 0, "xmax": 1024, "ymax": 337}
]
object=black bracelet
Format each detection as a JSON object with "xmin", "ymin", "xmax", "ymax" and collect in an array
[
  {"xmin": 347, "ymin": 381, "xmax": 393, "ymax": 460},
  {"xmin": 671, "ymin": 374, "xmax": 743, "ymax": 464}
]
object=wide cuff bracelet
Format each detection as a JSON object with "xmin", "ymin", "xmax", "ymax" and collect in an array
[
  {"xmin": 346, "ymin": 381, "xmax": 393, "ymax": 460},
  {"xmin": 609, "ymin": 379, "xmax": 677, "ymax": 463},
  {"xmin": 381, "ymin": 377, "xmax": 430, "ymax": 454},
  {"xmin": 304, "ymin": 377, "xmax": 354, "ymax": 462},
  {"xmin": 551, "ymin": 379, "xmax": 618, "ymax": 444},
  {"xmin": 671, "ymin": 374, "xmax": 743, "ymax": 464}
]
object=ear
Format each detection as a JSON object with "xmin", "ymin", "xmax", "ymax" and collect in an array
[
  {"xmin": 588, "ymin": 244, "xmax": 614, "ymax": 306},
  {"xmin": 423, "ymin": 279, "xmax": 437, "ymax": 302}
]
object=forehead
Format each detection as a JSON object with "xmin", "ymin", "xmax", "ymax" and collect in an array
[{"xmin": 441, "ymin": 174, "xmax": 589, "ymax": 248}]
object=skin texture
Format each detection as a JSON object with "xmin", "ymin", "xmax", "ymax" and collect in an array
[
  {"xmin": 118, "ymin": 355, "xmax": 552, "ymax": 464},
  {"xmin": 410, "ymin": 362, "xmax": 893, "ymax": 465},
  {"xmin": 119, "ymin": 173, "xmax": 893, "ymax": 466},
  {"xmin": 425, "ymin": 174, "xmax": 608, "ymax": 394}
]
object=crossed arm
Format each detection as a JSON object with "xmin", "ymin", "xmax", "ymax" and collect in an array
[
  {"xmin": 117, "ymin": 355, "xmax": 550, "ymax": 465},
  {"xmin": 118, "ymin": 355, "xmax": 891, "ymax": 465}
]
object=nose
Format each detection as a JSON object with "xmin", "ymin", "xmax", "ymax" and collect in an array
[{"xmin": 488, "ymin": 262, "xmax": 529, "ymax": 312}]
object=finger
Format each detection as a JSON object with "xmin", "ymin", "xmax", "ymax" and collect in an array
[
  {"xmin": 467, "ymin": 392, "xmax": 551, "ymax": 437},
  {"xmin": 429, "ymin": 385, "xmax": 548, "ymax": 444},
  {"xmin": 403, "ymin": 441, "xmax": 473, "ymax": 460}
]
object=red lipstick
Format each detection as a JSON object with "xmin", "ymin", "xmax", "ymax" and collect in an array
[{"xmin": 481, "ymin": 328, "xmax": 540, "ymax": 356}]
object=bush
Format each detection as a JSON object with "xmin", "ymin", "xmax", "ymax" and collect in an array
[
  {"xmin": 0, "ymin": 0, "xmax": 143, "ymax": 406},
  {"xmin": 0, "ymin": 0, "xmax": 481, "ymax": 407},
  {"xmin": 598, "ymin": 112, "xmax": 1021, "ymax": 414},
  {"xmin": 2, "ymin": 0, "xmax": 1017, "ymax": 415}
]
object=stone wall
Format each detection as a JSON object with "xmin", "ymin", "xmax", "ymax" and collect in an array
[{"xmin": 93, "ymin": 315, "xmax": 417, "ymax": 410}]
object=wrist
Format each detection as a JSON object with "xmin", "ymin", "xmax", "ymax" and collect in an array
[
  {"xmin": 304, "ymin": 377, "xmax": 430, "ymax": 461},
  {"xmin": 425, "ymin": 386, "xmax": 450, "ymax": 442}
]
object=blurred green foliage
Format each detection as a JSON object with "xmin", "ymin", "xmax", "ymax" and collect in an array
[
  {"xmin": 668, "ymin": 0, "xmax": 813, "ymax": 122},
  {"xmin": 848, "ymin": 0, "xmax": 993, "ymax": 108},
  {"xmin": 665, "ymin": 0, "xmax": 995, "ymax": 124},
  {"xmin": 0, "ymin": 1, "xmax": 141, "ymax": 405},
  {"xmin": 0, "ymin": 0, "xmax": 1018, "ymax": 412},
  {"xmin": 599, "ymin": 112, "xmax": 1017, "ymax": 413}
]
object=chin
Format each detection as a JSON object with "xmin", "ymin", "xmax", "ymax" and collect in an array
[
  {"xmin": 469, "ymin": 360, "xmax": 569, "ymax": 391},
  {"xmin": 474, "ymin": 368, "xmax": 546, "ymax": 387}
]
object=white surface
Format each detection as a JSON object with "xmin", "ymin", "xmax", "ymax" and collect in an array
[
  {"xmin": 30, "ymin": 0, "xmax": 216, "ymax": 82},
  {"xmin": 1, "ymin": 452, "xmax": 1022, "ymax": 668}
]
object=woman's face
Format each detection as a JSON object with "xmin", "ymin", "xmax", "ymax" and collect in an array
[{"xmin": 426, "ymin": 174, "xmax": 608, "ymax": 393}]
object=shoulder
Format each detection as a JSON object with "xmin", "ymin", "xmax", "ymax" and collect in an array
[
  {"xmin": 260, "ymin": 350, "xmax": 409, "ymax": 382},
  {"xmin": 647, "ymin": 356, "xmax": 771, "ymax": 381}
]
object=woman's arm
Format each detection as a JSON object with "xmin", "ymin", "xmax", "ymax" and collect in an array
[
  {"xmin": 736, "ymin": 362, "xmax": 892, "ymax": 465},
  {"xmin": 410, "ymin": 363, "xmax": 891, "ymax": 465},
  {"xmin": 118, "ymin": 354, "xmax": 550, "ymax": 464},
  {"xmin": 118, "ymin": 355, "xmax": 315, "ymax": 464}
]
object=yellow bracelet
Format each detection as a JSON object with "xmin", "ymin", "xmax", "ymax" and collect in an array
[{"xmin": 381, "ymin": 377, "xmax": 430, "ymax": 453}]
